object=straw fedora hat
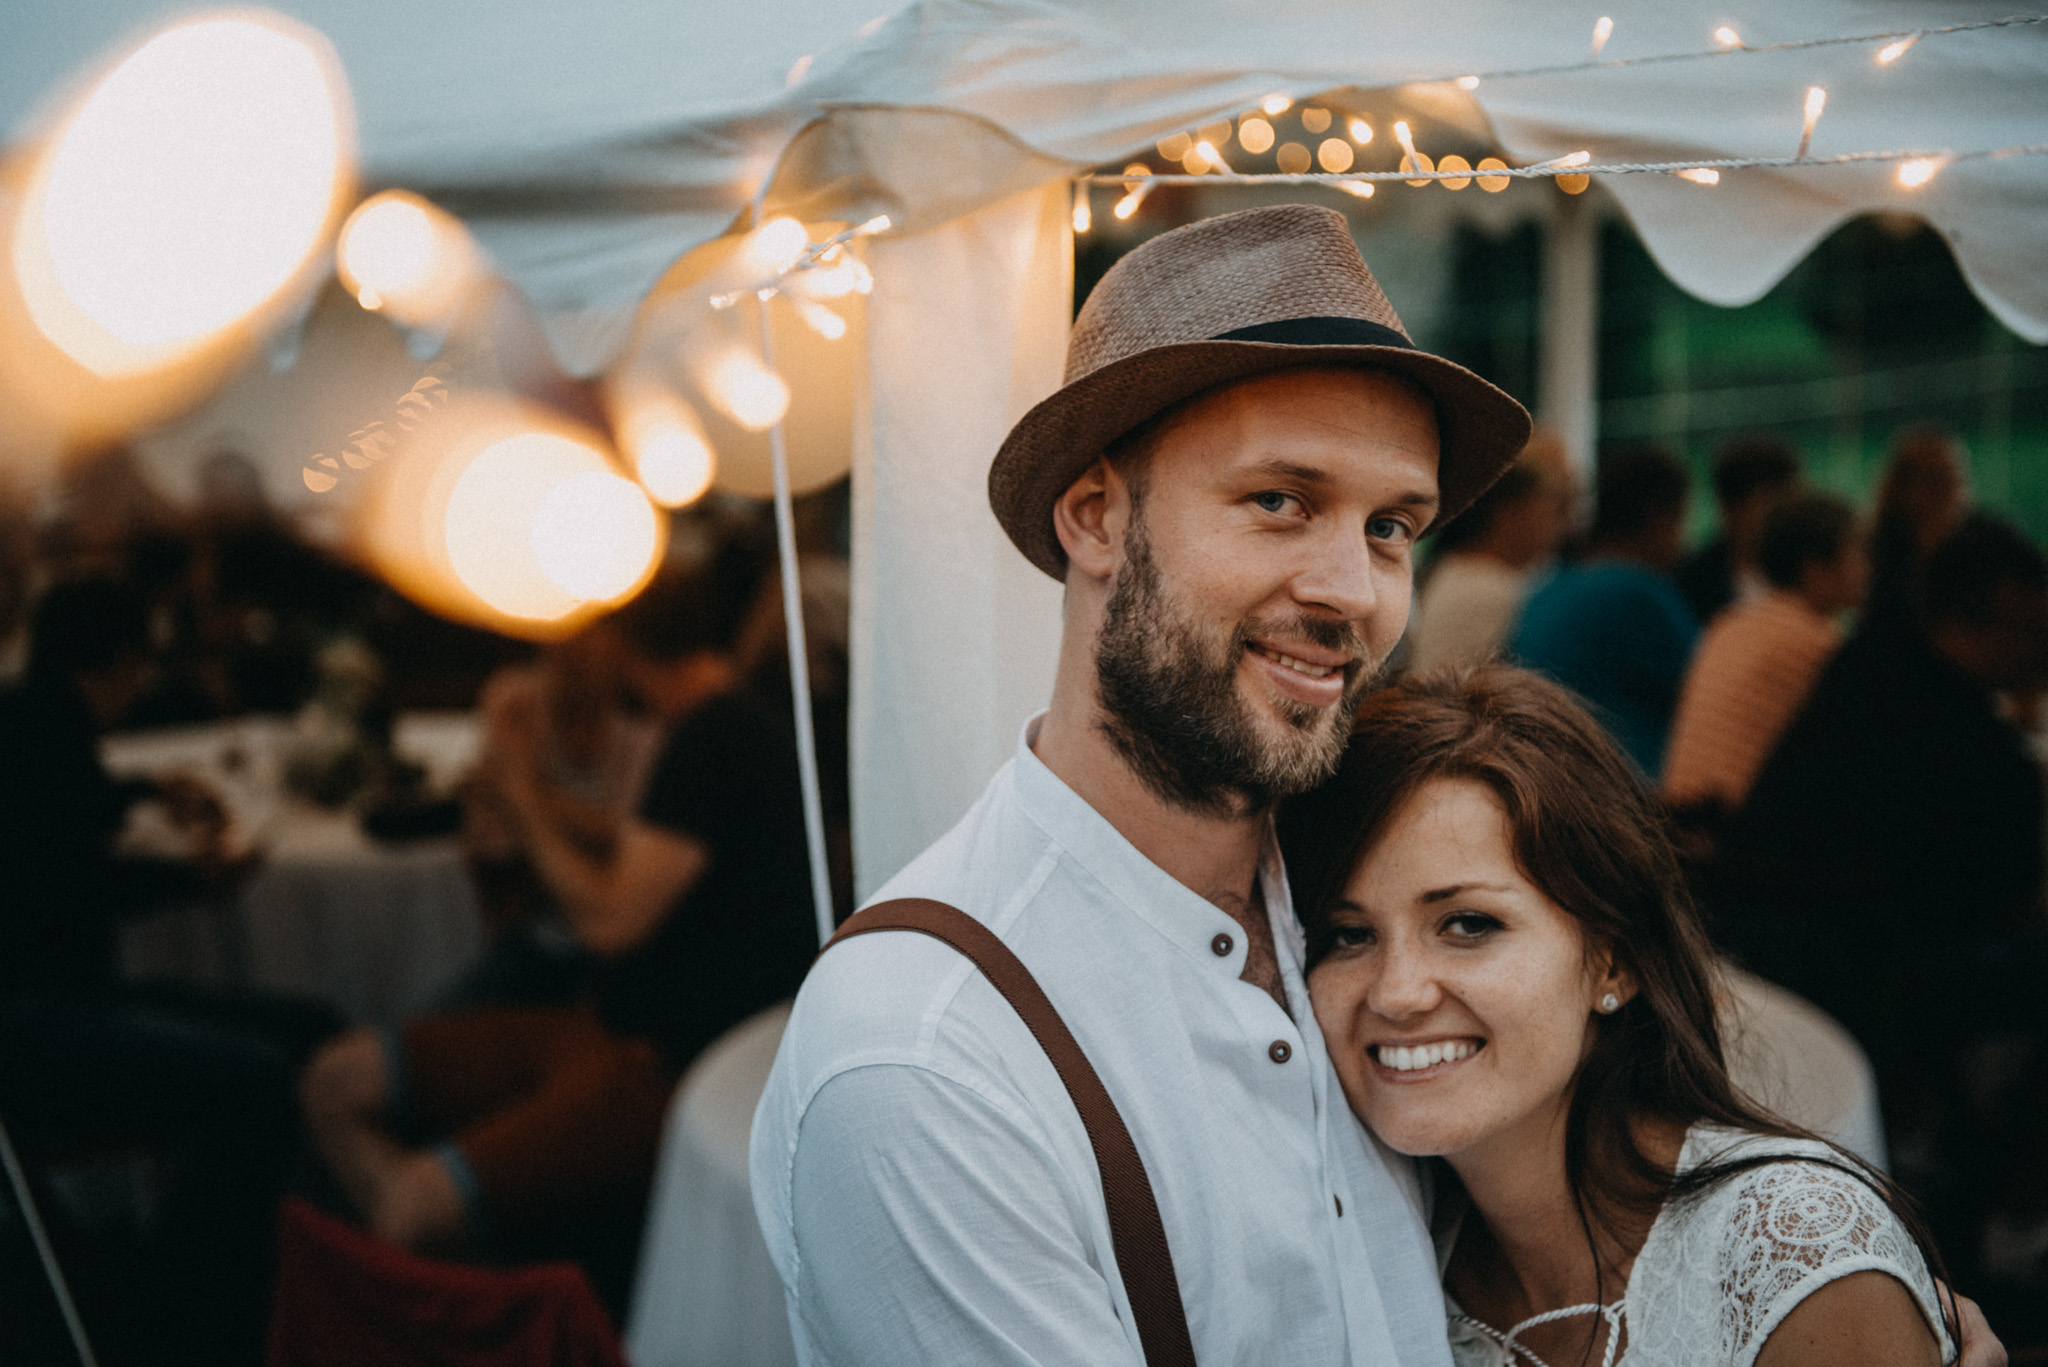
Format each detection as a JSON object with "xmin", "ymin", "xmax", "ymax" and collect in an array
[{"xmin": 988, "ymin": 203, "xmax": 1533, "ymax": 579}]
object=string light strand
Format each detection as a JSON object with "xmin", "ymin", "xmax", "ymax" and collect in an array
[
  {"xmin": 1076, "ymin": 141, "xmax": 2048, "ymax": 187},
  {"xmin": 709, "ymin": 215, "xmax": 891, "ymax": 310},
  {"xmin": 1444, "ymin": 12, "xmax": 2045, "ymax": 86}
]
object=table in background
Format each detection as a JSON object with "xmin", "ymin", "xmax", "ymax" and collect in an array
[{"xmin": 106, "ymin": 714, "xmax": 486, "ymax": 1028}]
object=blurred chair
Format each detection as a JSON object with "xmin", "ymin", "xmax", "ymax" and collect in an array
[
  {"xmin": 626, "ymin": 1002, "xmax": 795, "ymax": 1367},
  {"xmin": 1719, "ymin": 961, "xmax": 1887, "ymax": 1170}
]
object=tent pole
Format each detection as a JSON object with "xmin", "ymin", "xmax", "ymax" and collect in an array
[
  {"xmin": 1540, "ymin": 188, "xmax": 1600, "ymax": 511},
  {"xmin": 756, "ymin": 299, "xmax": 838, "ymax": 947}
]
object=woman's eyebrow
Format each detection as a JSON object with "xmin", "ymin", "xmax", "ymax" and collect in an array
[{"xmin": 1420, "ymin": 882, "xmax": 1515, "ymax": 904}]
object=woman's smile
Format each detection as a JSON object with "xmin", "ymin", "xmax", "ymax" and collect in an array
[{"xmin": 1368, "ymin": 1036, "xmax": 1484, "ymax": 1080}]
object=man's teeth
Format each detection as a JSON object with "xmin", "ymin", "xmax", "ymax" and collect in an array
[
  {"xmin": 1254, "ymin": 645, "xmax": 1338, "ymax": 679},
  {"xmin": 1374, "ymin": 1040, "xmax": 1479, "ymax": 1072}
]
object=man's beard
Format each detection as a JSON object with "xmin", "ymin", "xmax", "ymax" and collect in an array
[{"xmin": 1094, "ymin": 513, "xmax": 1378, "ymax": 816}]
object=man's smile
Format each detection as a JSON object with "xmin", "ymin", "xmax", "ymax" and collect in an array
[{"xmin": 1246, "ymin": 640, "xmax": 1350, "ymax": 707}]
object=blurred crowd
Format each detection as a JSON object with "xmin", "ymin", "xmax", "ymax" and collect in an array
[
  {"xmin": 1406, "ymin": 423, "xmax": 2048, "ymax": 1317},
  {"xmin": 0, "ymin": 444, "xmax": 851, "ymax": 1364}
]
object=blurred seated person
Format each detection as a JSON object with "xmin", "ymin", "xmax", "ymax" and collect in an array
[
  {"xmin": 1866, "ymin": 425, "xmax": 1969, "ymax": 634},
  {"xmin": 450, "ymin": 622, "xmax": 664, "ymax": 1009},
  {"xmin": 0, "ymin": 577, "xmax": 339, "ymax": 1365},
  {"xmin": 1663, "ymin": 490, "xmax": 1868, "ymax": 823},
  {"xmin": 1405, "ymin": 434, "xmax": 1572, "ymax": 675},
  {"xmin": 299, "ymin": 556, "xmax": 846, "ymax": 1303},
  {"xmin": 1511, "ymin": 446, "xmax": 1698, "ymax": 779},
  {"xmin": 1715, "ymin": 513, "xmax": 2047, "ymax": 1076},
  {"xmin": 1674, "ymin": 434, "xmax": 1801, "ymax": 624}
]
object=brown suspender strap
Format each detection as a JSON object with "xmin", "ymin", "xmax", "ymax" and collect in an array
[{"xmin": 822, "ymin": 897, "xmax": 1198, "ymax": 1367}]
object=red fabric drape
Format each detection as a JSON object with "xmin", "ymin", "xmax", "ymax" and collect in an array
[{"xmin": 266, "ymin": 1197, "xmax": 629, "ymax": 1367}]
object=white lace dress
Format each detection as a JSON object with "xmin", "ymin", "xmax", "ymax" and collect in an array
[{"xmin": 1442, "ymin": 1126, "xmax": 1955, "ymax": 1366}]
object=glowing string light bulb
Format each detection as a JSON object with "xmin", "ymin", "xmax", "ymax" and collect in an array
[
  {"xmin": 1071, "ymin": 182, "xmax": 1092, "ymax": 234},
  {"xmin": 1455, "ymin": 76, "xmax": 1481, "ymax": 91},
  {"xmin": 336, "ymin": 191, "xmax": 477, "ymax": 327},
  {"xmin": 619, "ymin": 393, "xmax": 717, "ymax": 508},
  {"xmin": 791, "ymin": 295, "xmax": 847, "ymax": 341},
  {"xmin": 531, "ymin": 473, "xmax": 662, "ymax": 602},
  {"xmin": 1348, "ymin": 118, "xmax": 1374, "ymax": 145},
  {"xmin": 1337, "ymin": 182, "xmax": 1375, "ymax": 199},
  {"xmin": 1876, "ymin": 33, "xmax": 1920, "ymax": 64},
  {"xmin": 1195, "ymin": 140, "xmax": 1234, "ymax": 174},
  {"xmin": 742, "ymin": 216, "xmax": 809, "ymax": 276},
  {"xmin": 703, "ymin": 348, "xmax": 791, "ymax": 431},
  {"xmin": 1896, "ymin": 157, "xmax": 1944, "ymax": 189},
  {"xmin": 1113, "ymin": 164, "xmax": 1154, "ymax": 220},
  {"xmin": 1797, "ymin": 86, "xmax": 1827, "ymax": 159},
  {"xmin": 1475, "ymin": 158, "xmax": 1511, "ymax": 193},
  {"xmin": 1675, "ymin": 167, "xmax": 1721, "ymax": 185},
  {"xmin": 1393, "ymin": 121, "xmax": 1434, "ymax": 187},
  {"xmin": 1261, "ymin": 93, "xmax": 1292, "ymax": 116},
  {"xmin": 12, "ymin": 14, "xmax": 351, "ymax": 377},
  {"xmin": 1591, "ymin": 16, "xmax": 1615, "ymax": 55},
  {"xmin": 1713, "ymin": 25, "xmax": 1743, "ymax": 48}
]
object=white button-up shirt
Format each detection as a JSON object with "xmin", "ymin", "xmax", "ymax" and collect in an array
[{"xmin": 751, "ymin": 717, "xmax": 1451, "ymax": 1366}]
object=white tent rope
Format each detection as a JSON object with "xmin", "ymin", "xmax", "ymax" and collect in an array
[
  {"xmin": 1080, "ymin": 142, "xmax": 2048, "ymax": 185},
  {"xmin": 754, "ymin": 296, "xmax": 838, "ymax": 949}
]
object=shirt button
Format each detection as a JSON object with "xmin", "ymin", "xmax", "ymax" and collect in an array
[
  {"xmin": 1268, "ymin": 1040, "xmax": 1292, "ymax": 1064},
  {"xmin": 1211, "ymin": 933, "xmax": 1233, "ymax": 957}
]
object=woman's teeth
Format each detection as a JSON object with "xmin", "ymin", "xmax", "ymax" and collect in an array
[
  {"xmin": 1374, "ymin": 1040, "xmax": 1479, "ymax": 1072},
  {"xmin": 1252, "ymin": 644, "xmax": 1337, "ymax": 678}
]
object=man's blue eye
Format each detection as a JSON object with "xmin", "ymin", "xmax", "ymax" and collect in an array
[
  {"xmin": 1254, "ymin": 491, "xmax": 1293, "ymax": 514},
  {"xmin": 1368, "ymin": 516, "xmax": 1409, "ymax": 542}
]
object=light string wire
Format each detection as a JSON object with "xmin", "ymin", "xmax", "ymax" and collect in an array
[
  {"xmin": 1439, "ymin": 12, "xmax": 2046, "ymax": 85},
  {"xmin": 1079, "ymin": 142, "xmax": 2048, "ymax": 186},
  {"xmin": 711, "ymin": 215, "xmax": 890, "ymax": 310}
]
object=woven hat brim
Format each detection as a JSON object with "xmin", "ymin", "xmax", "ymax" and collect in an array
[{"xmin": 989, "ymin": 339, "xmax": 1535, "ymax": 580}]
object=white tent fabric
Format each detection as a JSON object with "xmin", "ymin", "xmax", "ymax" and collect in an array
[
  {"xmin": 7, "ymin": 1, "xmax": 2046, "ymax": 890},
  {"xmin": 9, "ymin": 2, "xmax": 2044, "ymax": 369}
]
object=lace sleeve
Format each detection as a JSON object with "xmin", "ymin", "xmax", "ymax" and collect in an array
[{"xmin": 1708, "ymin": 1158, "xmax": 1954, "ymax": 1366}]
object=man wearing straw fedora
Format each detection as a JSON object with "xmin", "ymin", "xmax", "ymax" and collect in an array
[{"xmin": 752, "ymin": 203, "xmax": 1528, "ymax": 1365}]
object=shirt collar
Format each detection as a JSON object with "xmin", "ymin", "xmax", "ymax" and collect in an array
[{"xmin": 1010, "ymin": 713, "xmax": 1303, "ymax": 969}]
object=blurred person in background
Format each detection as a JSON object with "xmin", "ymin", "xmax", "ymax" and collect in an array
[
  {"xmin": 1663, "ymin": 490, "xmax": 1868, "ymax": 827},
  {"xmin": 0, "ymin": 576, "xmax": 339, "ymax": 1366},
  {"xmin": 1405, "ymin": 434, "xmax": 1573, "ymax": 675},
  {"xmin": 1714, "ymin": 514, "xmax": 2048, "ymax": 1283},
  {"xmin": 299, "ymin": 551, "xmax": 846, "ymax": 1309},
  {"xmin": 1510, "ymin": 446, "xmax": 1698, "ymax": 779},
  {"xmin": 1674, "ymin": 435, "xmax": 1802, "ymax": 625},
  {"xmin": 1867, "ymin": 426, "xmax": 1970, "ymax": 634}
]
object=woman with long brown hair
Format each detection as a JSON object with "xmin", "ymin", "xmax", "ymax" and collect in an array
[{"xmin": 1279, "ymin": 665, "xmax": 1961, "ymax": 1366}]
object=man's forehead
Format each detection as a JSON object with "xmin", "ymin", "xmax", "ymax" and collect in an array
[{"xmin": 1158, "ymin": 366, "xmax": 1441, "ymax": 488}]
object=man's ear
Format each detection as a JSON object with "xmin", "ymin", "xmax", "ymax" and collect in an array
[{"xmin": 1052, "ymin": 458, "xmax": 1123, "ymax": 583}]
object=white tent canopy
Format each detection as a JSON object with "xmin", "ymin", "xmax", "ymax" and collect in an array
[{"xmin": 7, "ymin": 0, "xmax": 2046, "ymax": 890}]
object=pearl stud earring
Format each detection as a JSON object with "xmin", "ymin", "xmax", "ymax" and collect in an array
[{"xmin": 1598, "ymin": 993, "xmax": 1621, "ymax": 1014}]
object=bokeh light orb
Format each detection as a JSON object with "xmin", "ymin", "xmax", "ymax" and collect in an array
[
  {"xmin": 532, "ymin": 472, "xmax": 662, "ymax": 601},
  {"xmin": 633, "ymin": 417, "xmax": 717, "ymax": 507},
  {"xmin": 11, "ymin": 13, "xmax": 352, "ymax": 377},
  {"xmin": 336, "ymin": 190, "xmax": 478, "ymax": 326},
  {"xmin": 441, "ymin": 429, "xmax": 660, "ymax": 622}
]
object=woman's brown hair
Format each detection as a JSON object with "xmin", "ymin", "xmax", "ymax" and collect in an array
[{"xmin": 1277, "ymin": 665, "xmax": 1954, "ymax": 1338}]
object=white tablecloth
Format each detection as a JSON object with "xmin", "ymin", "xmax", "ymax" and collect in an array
[
  {"xmin": 106, "ymin": 717, "xmax": 486, "ymax": 1027},
  {"xmin": 627, "ymin": 1003, "xmax": 796, "ymax": 1367}
]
